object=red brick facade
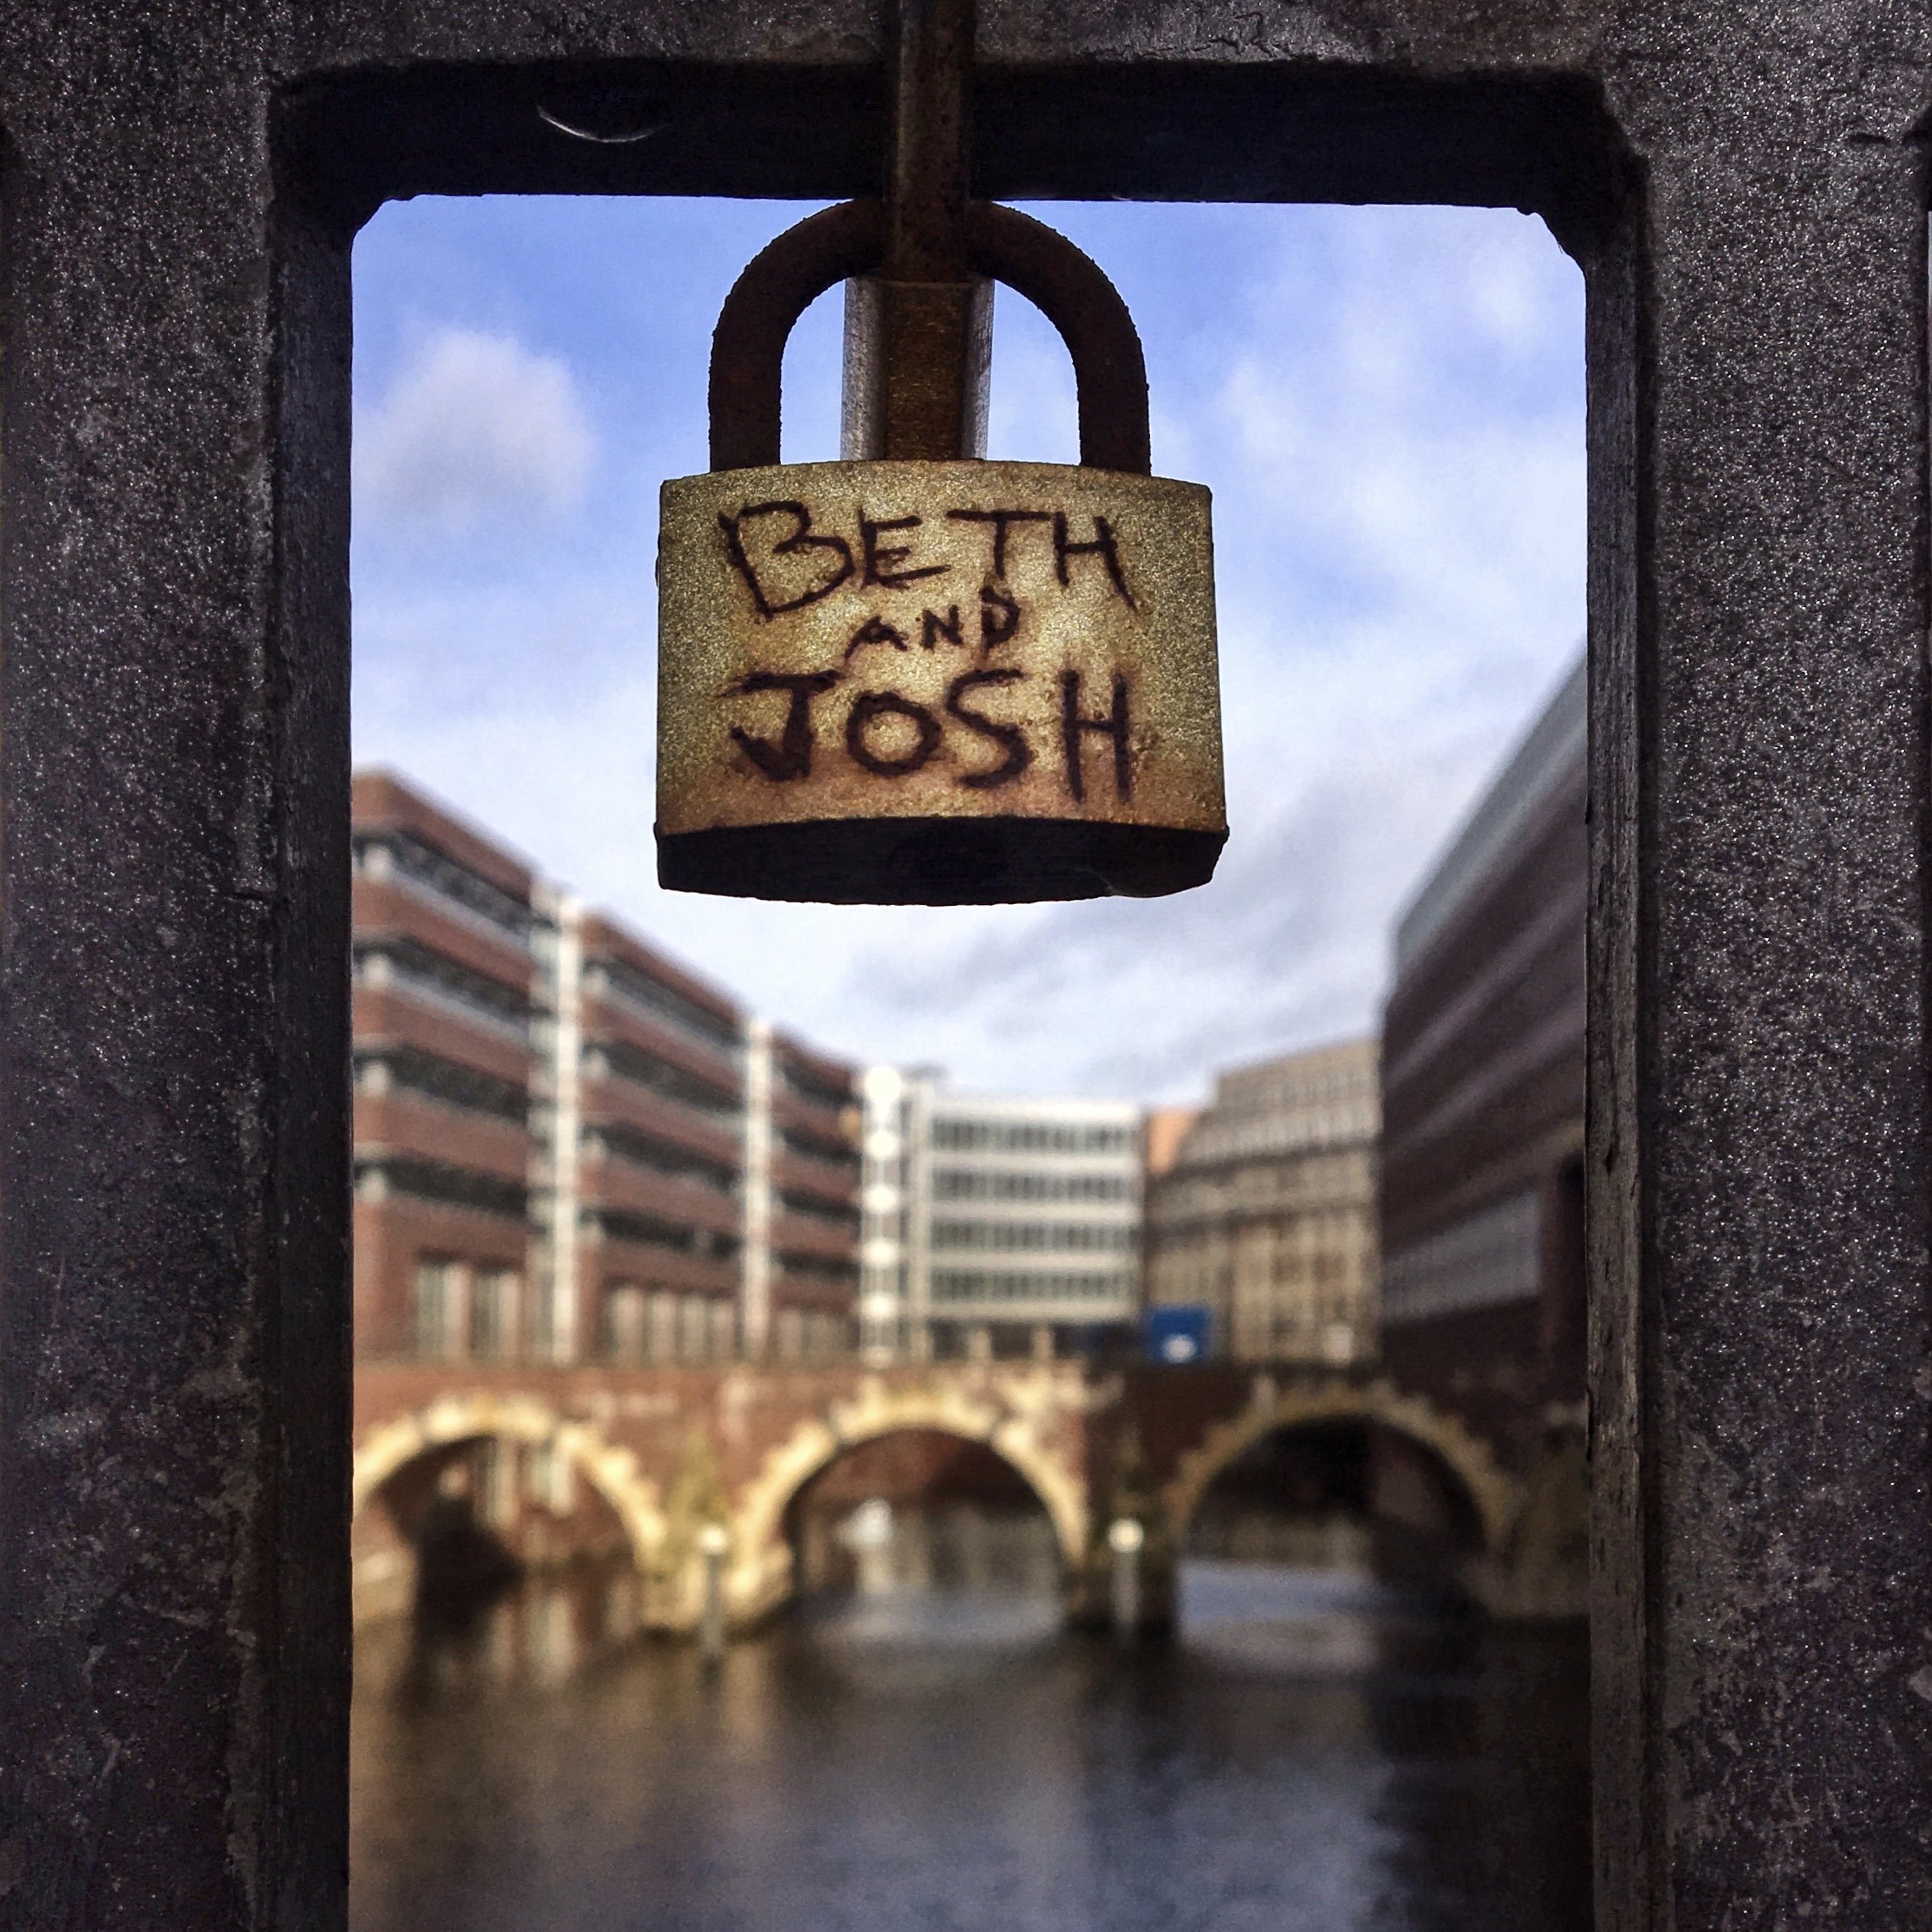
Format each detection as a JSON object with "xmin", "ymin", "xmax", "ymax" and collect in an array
[{"xmin": 350, "ymin": 772, "xmax": 859, "ymax": 1370}]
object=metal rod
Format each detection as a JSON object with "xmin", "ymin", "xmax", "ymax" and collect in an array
[
  {"xmin": 1109, "ymin": 1517, "xmax": 1144, "ymax": 1641},
  {"xmin": 843, "ymin": 0, "xmax": 988, "ymax": 462},
  {"xmin": 698, "ymin": 1523, "xmax": 730, "ymax": 1666},
  {"xmin": 883, "ymin": 0, "xmax": 973, "ymax": 283}
]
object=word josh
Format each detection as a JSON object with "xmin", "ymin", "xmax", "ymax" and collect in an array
[{"xmin": 729, "ymin": 667, "xmax": 1135, "ymax": 802}]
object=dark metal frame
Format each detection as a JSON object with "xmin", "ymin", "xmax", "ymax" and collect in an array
[{"xmin": 2, "ymin": 6, "xmax": 1930, "ymax": 1927}]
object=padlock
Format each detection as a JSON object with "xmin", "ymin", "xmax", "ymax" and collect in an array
[{"xmin": 655, "ymin": 201, "xmax": 1226, "ymax": 907}]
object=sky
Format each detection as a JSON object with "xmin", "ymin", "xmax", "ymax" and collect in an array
[{"xmin": 351, "ymin": 196, "xmax": 1584, "ymax": 1103}]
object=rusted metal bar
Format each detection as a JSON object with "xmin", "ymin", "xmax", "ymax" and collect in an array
[
  {"xmin": 882, "ymin": 0, "xmax": 972, "ymax": 282},
  {"xmin": 709, "ymin": 199, "xmax": 886, "ymax": 471},
  {"xmin": 713, "ymin": 0, "xmax": 1147, "ymax": 476},
  {"xmin": 711, "ymin": 199, "xmax": 1148, "ymax": 476},
  {"xmin": 963, "ymin": 203, "xmax": 1151, "ymax": 476},
  {"xmin": 842, "ymin": 0, "xmax": 990, "ymax": 462}
]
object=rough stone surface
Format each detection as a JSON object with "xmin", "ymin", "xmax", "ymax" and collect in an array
[{"xmin": 2, "ymin": 2, "xmax": 1931, "ymax": 1928}]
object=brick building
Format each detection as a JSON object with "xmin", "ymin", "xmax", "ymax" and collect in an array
[
  {"xmin": 1379, "ymin": 657, "xmax": 1586, "ymax": 1478},
  {"xmin": 352, "ymin": 773, "xmax": 543, "ymax": 1362},
  {"xmin": 1143, "ymin": 1039, "xmax": 1380, "ymax": 1365},
  {"xmin": 759, "ymin": 1030, "xmax": 874, "ymax": 1360},
  {"xmin": 351, "ymin": 774, "xmax": 860, "ymax": 1367}
]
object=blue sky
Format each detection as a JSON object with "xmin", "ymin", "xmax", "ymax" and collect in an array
[{"xmin": 352, "ymin": 197, "xmax": 1583, "ymax": 1101}]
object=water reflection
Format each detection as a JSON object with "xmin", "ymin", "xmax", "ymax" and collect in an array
[{"xmin": 352, "ymin": 1507, "xmax": 1589, "ymax": 1932}]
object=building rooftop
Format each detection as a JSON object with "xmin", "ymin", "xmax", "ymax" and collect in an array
[
  {"xmin": 928, "ymin": 1090, "xmax": 1140, "ymax": 1119},
  {"xmin": 1176, "ymin": 1036, "xmax": 1379, "ymax": 1169},
  {"xmin": 353, "ymin": 768, "xmax": 538, "ymax": 902}
]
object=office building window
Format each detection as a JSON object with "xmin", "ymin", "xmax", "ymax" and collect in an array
[
  {"xmin": 603, "ymin": 1282, "xmax": 647, "ymax": 1363},
  {"xmin": 678, "ymin": 1295, "xmax": 711, "ymax": 1363},
  {"xmin": 414, "ymin": 1258, "xmax": 460, "ymax": 1361},
  {"xmin": 470, "ymin": 1267, "xmax": 518, "ymax": 1361}
]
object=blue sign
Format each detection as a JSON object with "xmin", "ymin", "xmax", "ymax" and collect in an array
[{"xmin": 1144, "ymin": 1305, "xmax": 1211, "ymax": 1365}]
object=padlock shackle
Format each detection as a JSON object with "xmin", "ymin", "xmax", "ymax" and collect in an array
[
  {"xmin": 709, "ymin": 200, "xmax": 886, "ymax": 474},
  {"xmin": 963, "ymin": 204, "xmax": 1151, "ymax": 476},
  {"xmin": 709, "ymin": 199, "xmax": 1151, "ymax": 476}
]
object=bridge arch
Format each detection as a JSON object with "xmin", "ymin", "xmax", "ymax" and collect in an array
[
  {"xmin": 353, "ymin": 1391, "xmax": 667, "ymax": 1570},
  {"xmin": 1165, "ymin": 1378, "xmax": 1519, "ymax": 1558},
  {"xmin": 729, "ymin": 1381, "xmax": 1089, "ymax": 1621}
]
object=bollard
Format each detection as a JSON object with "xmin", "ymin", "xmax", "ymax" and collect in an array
[
  {"xmin": 697, "ymin": 1521, "xmax": 731, "ymax": 1667},
  {"xmin": 1107, "ymin": 1517, "xmax": 1144, "ymax": 1641}
]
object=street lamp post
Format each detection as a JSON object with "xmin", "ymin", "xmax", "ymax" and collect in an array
[
  {"xmin": 697, "ymin": 1521, "xmax": 731, "ymax": 1667},
  {"xmin": 1107, "ymin": 1517, "xmax": 1144, "ymax": 1641}
]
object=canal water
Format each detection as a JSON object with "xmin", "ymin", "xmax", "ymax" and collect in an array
[{"xmin": 351, "ymin": 1511, "xmax": 1590, "ymax": 1932}]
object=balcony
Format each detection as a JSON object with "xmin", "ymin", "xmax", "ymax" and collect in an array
[
  {"xmin": 578, "ymin": 1155, "xmax": 740, "ymax": 1242},
  {"xmin": 580, "ymin": 1073, "xmax": 742, "ymax": 1172},
  {"xmin": 353, "ymin": 987, "xmax": 536, "ymax": 1087},
  {"xmin": 582, "ymin": 951, "xmax": 741, "ymax": 1051},
  {"xmin": 354, "ymin": 1091, "xmax": 531, "ymax": 1185},
  {"xmin": 355, "ymin": 943, "xmax": 532, "ymax": 1049},
  {"xmin": 772, "ymin": 1146, "xmax": 859, "ymax": 1207},
  {"xmin": 586, "ymin": 1229, "xmax": 739, "ymax": 1301},
  {"xmin": 353, "ymin": 875, "xmax": 535, "ymax": 996},
  {"xmin": 580, "ymin": 986, "xmax": 741, "ymax": 1108},
  {"xmin": 769, "ymin": 1211, "xmax": 858, "ymax": 1267},
  {"xmin": 769, "ymin": 1084, "xmax": 856, "ymax": 1145}
]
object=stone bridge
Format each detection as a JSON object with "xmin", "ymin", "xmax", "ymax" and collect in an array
[{"xmin": 353, "ymin": 1357, "xmax": 1586, "ymax": 1632}]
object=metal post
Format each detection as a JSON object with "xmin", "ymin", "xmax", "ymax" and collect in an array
[
  {"xmin": 1107, "ymin": 1517, "xmax": 1144, "ymax": 1641},
  {"xmin": 697, "ymin": 1522, "xmax": 731, "ymax": 1666},
  {"xmin": 840, "ymin": 0, "xmax": 991, "ymax": 461}
]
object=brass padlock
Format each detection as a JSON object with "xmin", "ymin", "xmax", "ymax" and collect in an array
[{"xmin": 655, "ymin": 149, "xmax": 1224, "ymax": 908}]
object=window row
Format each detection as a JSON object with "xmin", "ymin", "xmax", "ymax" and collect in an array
[
  {"xmin": 584, "ymin": 956, "xmax": 743, "ymax": 1059},
  {"xmin": 414, "ymin": 1258, "xmax": 524, "ymax": 1361},
  {"xmin": 776, "ymin": 1058, "xmax": 854, "ymax": 1114},
  {"xmin": 777, "ymin": 1187, "xmax": 860, "ymax": 1227},
  {"xmin": 930, "ymin": 1118, "xmax": 1138, "ymax": 1156},
  {"xmin": 779, "ymin": 1123, "xmax": 862, "ymax": 1170},
  {"xmin": 930, "ymin": 1219, "xmax": 1137, "ymax": 1253},
  {"xmin": 585, "ymin": 1123, "xmax": 739, "ymax": 1197},
  {"xmin": 930, "ymin": 1268, "xmax": 1134, "ymax": 1304},
  {"xmin": 932, "ymin": 1167, "xmax": 1134, "ymax": 1204},
  {"xmin": 362, "ymin": 1158, "xmax": 529, "ymax": 1222},
  {"xmin": 599, "ymin": 1286, "xmax": 852, "ymax": 1364},
  {"xmin": 583, "ymin": 1038, "xmax": 740, "ymax": 1123},
  {"xmin": 356, "ymin": 1046, "xmax": 529, "ymax": 1125},
  {"xmin": 355, "ymin": 938, "xmax": 531, "ymax": 1038},
  {"xmin": 355, "ymin": 829, "xmax": 537, "ymax": 943}
]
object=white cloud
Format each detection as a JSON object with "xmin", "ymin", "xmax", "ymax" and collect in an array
[{"xmin": 355, "ymin": 327, "xmax": 595, "ymax": 541}]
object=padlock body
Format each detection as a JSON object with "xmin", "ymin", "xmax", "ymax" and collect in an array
[{"xmin": 656, "ymin": 459, "xmax": 1224, "ymax": 904}]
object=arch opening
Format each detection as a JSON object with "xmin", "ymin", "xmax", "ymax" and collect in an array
[
  {"xmin": 353, "ymin": 1401, "xmax": 665, "ymax": 1627},
  {"xmin": 1166, "ymin": 1384, "xmax": 1519, "ymax": 1621},
  {"xmin": 1184, "ymin": 1416, "xmax": 1487, "ymax": 1596},
  {"xmin": 357, "ymin": 1431, "xmax": 634, "ymax": 1626},
  {"xmin": 784, "ymin": 1427, "xmax": 1063, "ymax": 1606},
  {"xmin": 726, "ymin": 1392, "xmax": 1091, "ymax": 1631}
]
